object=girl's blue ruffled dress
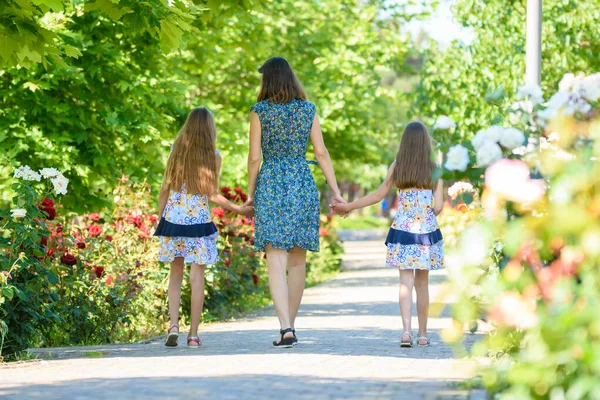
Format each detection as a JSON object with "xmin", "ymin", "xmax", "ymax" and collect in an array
[{"xmin": 385, "ymin": 189, "xmax": 444, "ymax": 270}]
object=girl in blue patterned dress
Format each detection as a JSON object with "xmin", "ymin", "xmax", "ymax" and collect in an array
[
  {"xmin": 155, "ymin": 107, "xmax": 253, "ymax": 348},
  {"xmin": 245, "ymin": 57, "xmax": 345, "ymax": 347},
  {"xmin": 332, "ymin": 122, "xmax": 444, "ymax": 348}
]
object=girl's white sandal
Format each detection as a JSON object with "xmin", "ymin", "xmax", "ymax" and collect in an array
[
  {"xmin": 164, "ymin": 324, "xmax": 179, "ymax": 347},
  {"xmin": 416, "ymin": 336, "xmax": 430, "ymax": 347},
  {"xmin": 400, "ymin": 331, "xmax": 413, "ymax": 348}
]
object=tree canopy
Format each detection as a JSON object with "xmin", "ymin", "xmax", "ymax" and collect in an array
[{"xmin": 1, "ymin": 0, "xmax": 416, "ymax": 210}]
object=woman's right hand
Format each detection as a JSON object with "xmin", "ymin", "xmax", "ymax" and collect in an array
[{"xmin": 243, "ymin": 197, "xmax": 254, "ymax": 208}]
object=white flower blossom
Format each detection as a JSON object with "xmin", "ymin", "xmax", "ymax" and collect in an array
[
  {"xmin": 444, "ymin": 144, "xmax": 470, "ymax": 172},
  {"xmin": 471, "ymin": 125, "xmax": 503, "ymax": 150},
  {"xmin": 516, "ymin": 83, "xmax": 544, "ymax": 106},
  {"xmin": 51, "ymin": 175, "xmax": 69, "ymax": 195},
  {"xmin": 499, "ymin": 128, "xmax": 525, "ymax": 150},
  {"xmin": 448, "ymin": 181, "xmax": 474, "ymax": 199},
  {"xmin": 476, "ymin": 141, "xmax": 502, "ymax": 167},
  {"xmin": 558, "ymin": 73, "xmax": 575, "ymax": 92},
  {"xmin": 10, "ymin": 208, "xmax": 27, "ymax": 218},
  {"xmin": 40, "ymin": 167, "xmax": 62, "ymax": 179},
  {"xmin": 433, "ymin": 116, "xmax": 456, "ymax": 130},
  {"xmin": 13, "ymin": 165, "xmax": 41, "ymax": 181}
]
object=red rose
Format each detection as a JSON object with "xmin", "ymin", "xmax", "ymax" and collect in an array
[
  {"xmin": 89, "ymin": 213, "xmax": 100, "ymax": 221},
  {"xmin": 41, "ymin": 198, "xmax": 55, "ymax": 207},
  {"xmin": 224, "ymin": 259, "xmax": 232, "ymax": 267},
  {"xmin": 105, "ymin": 274, "xmax": 114, "ymax": 286},
  {"xmin": 220, "ymin": 186, "xmax": 231, "ymax": 195},
  {"xmin": 92, "ymin": 266, "xmax": 105, "ymax": 278},
  {"xmin": 60, "ymin": 253, "xmax": 77, "ymax": 266},
  {"xmin": 212, "ymin": 207, "xmax": 225, "ymax": 218},
  {"xmin": 38, "ymin": 203, "xmax": 56, "ymax": 220},
  {"xmin": 240, "ymin": 193, "xmax": 248, "ymax": 202},
  {"xmin": 252, "ymin": 273, "xmax": 259, "ymax": 285},
  {"xmin": 227, "ymin": 231, "xmax": 235, "ymax": 237},
  {"xmin": 105, "ymin": 235, "xmax": 113, "ymax": 242},
  {"xmin": 76, "ymin": 241, "xmax": 86, "ymax": 249},
  {"xmin": 319, "ymin": 227, "xmax": 328, "ymax": 237},
  {"xmin": 88, "ymin": 225, "xmax": 103, "ymax": 237},
  {"xmin": 46, "ymin": 248, "xmax": 55, "ymax": 258},
  {"xmin": 250, "ymin": 238, "xmax": 255, "ymax": 246},
  {"xmin": 127, "ymin": 215, "xmax": 143, "ymax": 228},
  {"xmin": 40, "ymin": 236, "xmax": 48, "ymax": 246},
  {"xmin": 136, "ymin": 260, "xmax": 142, "ymax": 268},
  {"xmin": 234, "ymin": 187, "xmax": 243, "ymax": 195},
  {"xmin": 148, "ymin": 214, "xmax": 158, "ymax": 224}
]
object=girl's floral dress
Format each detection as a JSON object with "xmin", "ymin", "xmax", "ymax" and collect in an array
[
  {"xmin": 154, "ymin": 153, "xmax": 220, "ymax": 264},
  {"xmin": 250, "ymin": 98, "xmax": 320, "ymax": 252},
  {"xmin": 385, "ymin": 189, "xmax": 444, "ymax": 270}
]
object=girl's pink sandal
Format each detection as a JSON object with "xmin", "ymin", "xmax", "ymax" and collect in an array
[
  {"xmin": 164, "ymin": 324, "xmax": 179, "ymax": 347},
  {"xmin": 187, "ymin": 336, "xmax": 202, "ymax": 348}
]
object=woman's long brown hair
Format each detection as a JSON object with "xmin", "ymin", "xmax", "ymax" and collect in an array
[
  {"xmin": 392, "ymin": 121, "xmax": 436, "ymax": 190},
  {"xmin": 257, "ymin": 56, "xmax": 307, "ymax": 104},
  {"xmin": 162, "ymin": 108, "xmax": 217, "ymax": 195}
]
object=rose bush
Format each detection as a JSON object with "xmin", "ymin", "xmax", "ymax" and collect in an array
[
  {"xmin": 1, "ymin": 177, "xmax": 343, "ymax": 358},
  {"xmin": 437, "ymin": 72, "xmax": 600, "ymax": 398}
]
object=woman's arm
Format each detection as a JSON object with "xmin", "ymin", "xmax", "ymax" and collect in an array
[
  {"xmin": 246, "ymin": 111, "xmax": 262, "ymax": 205},
  {"xmin": 333, "ymin": 163, "xmax": 395, "ymax": 214},
  {"xmin": 158, "ymin": 187, "xmax": 169, "ymax": 217},
  {"xmin": 433, "ymin": 179, "xmax": 444, "ymax": 216},
  {"xmin": 209, "ymin": 153, "xmax": 253, "ymax": 216},
  {"xmin": 310, "ymin": 113, "xmax": 345, "ymax": 204}
]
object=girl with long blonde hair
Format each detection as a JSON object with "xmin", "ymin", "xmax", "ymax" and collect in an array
[
  {"xmin": 154, "ymin": 107, "xmax": 253, "ymax": 348},
  {"xmin": 332, "ymin": 121, "xmax": 444, "ymax": 348}
]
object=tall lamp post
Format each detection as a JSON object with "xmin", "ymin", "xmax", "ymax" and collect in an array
[{"xmin": 526, "ymin": 0, "xmax": 542, "ymax": 86}]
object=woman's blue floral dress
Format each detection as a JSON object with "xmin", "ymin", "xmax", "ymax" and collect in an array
[
  {"xmin": 385, "ymin": 189, "xmax": 444, "ymax": 270},
  {"xmin": 250, "ymin": 98, "xmax": 320, "ymax": 252}
]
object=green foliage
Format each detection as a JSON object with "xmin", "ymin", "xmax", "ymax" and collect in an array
[
  {"xmin": 1, "ymin": 0, "xmax": 415, "ymax": 211},
  {"xmin": 412, "ymin": 0, "xmax": 600, "ymax": 147}
]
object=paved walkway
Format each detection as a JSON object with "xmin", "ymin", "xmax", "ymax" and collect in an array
[{"xmin": 0, "ymin": 232, "xmax": 480, "ymax": 399}]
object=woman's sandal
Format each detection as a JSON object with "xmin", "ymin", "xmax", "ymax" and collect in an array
[
  {"xmin": 416, "ymin": 336, "xmax": 430, "ymax": 347},
  {"xmin": 272, "ymin": 328, "xmax": 295, "ymax": 348},
  {"xmin": 187, "ymin": 336, "xmax": 202, "ymax": 348},
  {"xmin": 164, "ymin": 323, "xmax": 179, "ymax": 347},
  {"xmin": 400, "ymin": 331, "xmax": 413, "ymax": 348},
  {"xmin": 292, "ymin": 329, "xmax": 298, "ymax": 344}
]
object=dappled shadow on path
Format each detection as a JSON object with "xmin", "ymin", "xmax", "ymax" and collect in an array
[{"xmin": 0, "ymin": 375, "xmax": 470, "ymax": 400}]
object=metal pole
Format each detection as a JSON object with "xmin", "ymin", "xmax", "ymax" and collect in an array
[{"xmin": 526, "ymin": 0, "xmax": 542, "ymax": 85}]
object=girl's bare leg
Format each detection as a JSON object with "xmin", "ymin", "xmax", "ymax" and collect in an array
[
  {"xmin": 399, "ymin": 269, "xmax": 415, "ymax": 342},
  {"xmin": 189, "ymin": 263, "xmax": 206, "ymax": 337},
  {"xmin": 168, "ymin": 257, "xmax": 185, "ymax": 327},
  {"xmin": 414, "ymin": 269, "xmax": 430, "ymax": 342}
]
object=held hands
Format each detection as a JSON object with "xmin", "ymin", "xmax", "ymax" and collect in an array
[
  {"xmin": 240, "ymin": 197, "xmax": 255, "ymax": 218},
  {"xmin": 329, "ymin": 193, "xmax": 350, "ymax": 218}
]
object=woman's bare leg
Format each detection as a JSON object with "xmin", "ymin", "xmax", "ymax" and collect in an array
[
  {"xmin": 287, "ymin": 247, "xmax": 307, "ymax": 329},
  {"xmin": 266, "ymin": 245, "xmax": 294, "ymax": 342}
]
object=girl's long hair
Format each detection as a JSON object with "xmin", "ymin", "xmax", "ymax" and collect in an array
[
  {"xmin": 257, "ymin": 56, "xmax": 307, "ymax": 104},
  {"xmin": 162, "ymin": 108, "xmax": 217, "ymax": 195},
  {"xmin": 392, "ymin": 121, "xmax": 436, "ymax": 190}
]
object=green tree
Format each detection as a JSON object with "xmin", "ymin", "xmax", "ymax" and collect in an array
[{"xmin": 411, "ymin": 0, "xmax": 600, "ymax": 149}]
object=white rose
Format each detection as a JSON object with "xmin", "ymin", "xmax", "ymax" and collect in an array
[
  {"xmin": 558, "ymin": 73, "xmax": 575, "ymax": 92},
  {"xmin": 581, "ymin": 72, "xmax": 600, "ymax": 102},
  {"xmin": 444, "ymin": 144, "xmax": 470, "ymax": 172},
  {"xmin": 485, "ymin": 125, "xmax": 504, "ymax": 142},
  {"xmin": 516, "ymin": 83, "xmax": 544, "ymax": 106},
  {"xmin": 433, "ymin": 116, "xmax": 456, "ymax": 130},
  {"xmin": 476, "ymin": 141, "xmax": 502, "ymax": 167},
  {"xmin": 546, "ymin": 91, "xmax": 572, "ymax": 111},
  {"xmin": 499, "ymin": 128, "xmax": 525, "ymax": 150},
  {"xmin": 51, "ymin": 176, "xmax": 69, "ymax": 195},
  {"xmin": 10, "ymin": 208, "xmax": 27, "ymax": 218},
  {"xmin": 13, "ymin": 165, "xmax": 41, "ymax": 181},
  {"xmin": 40, "ymin": 168, "xmax": 62, "ymax": 179},
  {"xmin": 448, "ymin": 181, "xmax": 474, "ymax": 199},
  {"xmin": 471, "ymin": 129, "xmax": 488, "ymax": 150}
]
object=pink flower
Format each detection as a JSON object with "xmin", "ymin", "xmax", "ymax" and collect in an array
[
  {"xmin": 89, "ymin": 213, "xmax": 100, "ymax": 221},
  {"xmin": 319, "ymin": 227, "xmax": 329, "ymax": 237},
  {"xmin": 88, "ymin": 225, "xmax": 103, "ymax": 237},
  {"xmin": 487, "ymin": 290, "xmax": 538, "ymax": 329},
  {"xmin": 213, "ymin": 207, "xmax": 225, "ymax": 218},
  {"xmin": 485, "ymin": 159, "xmax": 546, "ymax": 204},
  {"xmin": 106, "ymin": 274, "xmax": 114, "ymax": 286}
]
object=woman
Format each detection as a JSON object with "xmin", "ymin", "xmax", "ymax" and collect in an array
[{"xmin": 245, "ymin": 56, "xmax": 345, "ymax": 347}]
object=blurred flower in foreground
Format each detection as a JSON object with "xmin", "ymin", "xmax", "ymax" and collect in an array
[
  {"xmin": 488, "ymin": 290, "xmax": 538, "ymax": 330},
  {"xmin": 485, "ymin": 159, "xmax": 546, "ymax": 204}
]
